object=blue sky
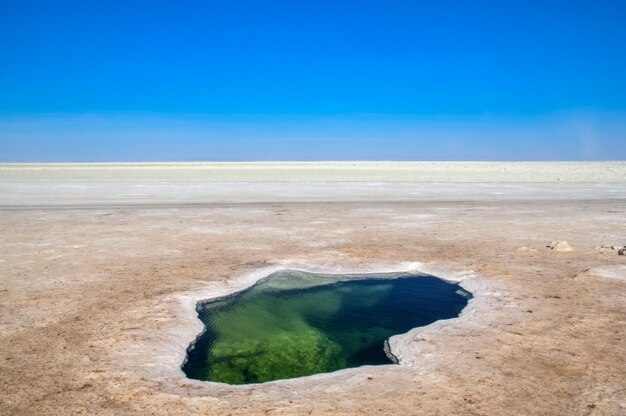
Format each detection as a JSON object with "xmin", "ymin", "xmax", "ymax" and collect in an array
[{"xmin": 1, "ymin": 1, "xmax": 625, "ymax": 161}]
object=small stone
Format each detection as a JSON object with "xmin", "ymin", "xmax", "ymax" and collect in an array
[
  {"xmin": 548, "ymin": 241, "xmax": 573, "ymax": 252},
  {"xmin": 596, "ymin": 245, "xmax": 626, "ymax": 256}
]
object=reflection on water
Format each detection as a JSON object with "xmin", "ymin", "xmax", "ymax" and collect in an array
[{"xmin": 182, "ymin": 270, "xmax": 470, "ymax": 384}]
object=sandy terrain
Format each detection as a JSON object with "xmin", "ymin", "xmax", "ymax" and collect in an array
[{"xmin": 1, "ymin": 162, "xmax": 625, "ymax": 415}]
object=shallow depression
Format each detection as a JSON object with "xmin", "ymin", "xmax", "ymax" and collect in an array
[{"xmin": 182, "ymin": 270, "xmax": 471, "ymax": 384}]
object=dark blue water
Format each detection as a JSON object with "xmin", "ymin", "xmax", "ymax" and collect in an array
[{"xmin": 183, "ymin": 271, "xmax": 470, "ymax": 384}]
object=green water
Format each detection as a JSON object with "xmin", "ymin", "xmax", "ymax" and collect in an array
[{"xmin": 182, "ymin": 270, "xmax": 470, "ymax": 384}]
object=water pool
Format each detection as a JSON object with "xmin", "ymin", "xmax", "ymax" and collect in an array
[{"xmin": 182, "ymin": 270, "xmax": 471, "ymax": 384}]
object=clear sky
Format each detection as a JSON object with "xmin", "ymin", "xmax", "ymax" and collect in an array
[{"xmin": 1, "ymin": 1, "xmax": 625, "ymax": 161}]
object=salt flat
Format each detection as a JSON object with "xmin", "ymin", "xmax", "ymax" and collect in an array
[
  {"xmin": 0, "ymin": 162, "xmax": 625, "ymax": 415},
  {"xmin": 2, "ymin": 161, "xmax": 625, "ymax": 182}
]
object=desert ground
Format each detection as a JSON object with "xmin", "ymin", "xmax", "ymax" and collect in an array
[{"xmin": 1, "ymin": 162, "xmax": 625, "ymax": 415}]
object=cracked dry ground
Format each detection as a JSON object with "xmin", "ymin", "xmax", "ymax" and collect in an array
[{"xmin": 1, "ymin": 199, "xmax": 625, "ymax": 415}]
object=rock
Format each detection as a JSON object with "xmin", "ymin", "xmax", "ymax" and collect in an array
[
  {"xmin": 598, "ymin": 245, "xmax": 626, "ymax": 255},
  {"xmin": 596, "ymin": 245, "xmax": 615, "ymax": 252},
  {"xmin": 548, "ymin": 241, "xmax": 573, "ymax": 252}
]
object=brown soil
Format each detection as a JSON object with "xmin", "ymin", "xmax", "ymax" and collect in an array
[{"xmin": 1, "ymin": 180, "xmax": 625, "ymax": 415}]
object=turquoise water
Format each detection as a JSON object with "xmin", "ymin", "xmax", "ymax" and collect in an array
[{"xmin": 182, "ymin": 270, "xmax": 471, "ymax": 384}]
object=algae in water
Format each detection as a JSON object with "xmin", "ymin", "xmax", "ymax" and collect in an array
[{"xmin": 183, "ymin": 271, "xmax": 469, "ymax": 384}]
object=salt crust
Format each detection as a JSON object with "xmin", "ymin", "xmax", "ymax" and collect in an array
[{"xmin": 150, "ymin": 260, "xmax": 486, "ymax": 392}]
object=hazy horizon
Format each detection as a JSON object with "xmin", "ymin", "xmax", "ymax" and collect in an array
[{"xmin": 2, "ymin": 111, "xmax": 625, "ymax": 162}]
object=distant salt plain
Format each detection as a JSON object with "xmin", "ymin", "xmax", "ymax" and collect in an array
[
  {"xmin": 1, "ymin": 162, "xmax": 625, "ymax": 208},
  {"xmin": 1, "ymin": 161, "xmax": 625, "ymax": 182}
]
